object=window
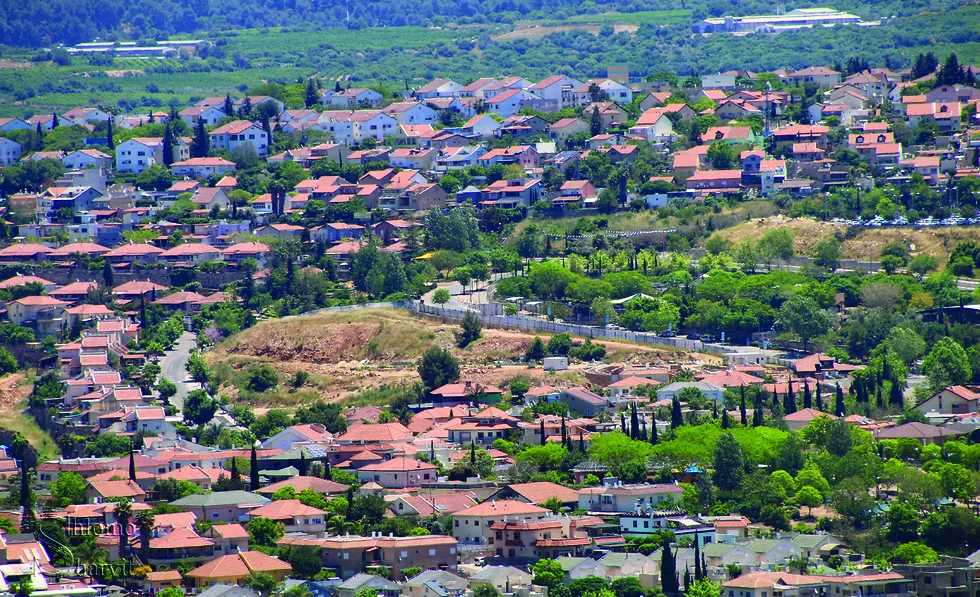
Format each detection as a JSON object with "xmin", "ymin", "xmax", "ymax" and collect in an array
[
  {"xmin": 429, "ymin": 549, "xmax": 436, "ymax": 556},
  {"xmin": 401, "ymin": 551, "xmax": 408, "ymax": 558}
]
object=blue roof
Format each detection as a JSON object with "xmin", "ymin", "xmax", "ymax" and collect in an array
[{"xmin": 685, "ymin": 465, "xmax": 704, "ymax": 473}]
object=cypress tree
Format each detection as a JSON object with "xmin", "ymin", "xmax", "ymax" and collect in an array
[
  {"xmin": 305, "ymin": 79, "xmax": 319, "ymax": 108},
  {"xmin": 683, "ymin": 565, "xmax": 691, "ymax": 593},
  {"xmin": 35, "ymin": 120, "xmax": 42, "ymax": 138},
  {"xmin": 299, "ymin": 450, "xmax": 308, "ymax": 476},
  {"xmin": 694, "ymin": 533, "xmax": 702, "ymax": 580},
  {"xmin": 129, "ymin": 443, "xmax": 137, "ymax": 481},
  {"xmin": 661, "ymin": 544, "xmax": 679, "ymax": 593},
  {"xmin": 539, "ymin": 419, "xmax": 546, "ymax": 446},
  {"xmin": 740, "ymin": 386, "xmax": 748, "ymax": 426},
  {"xmin": 106, "ymin": 118, "xmax": 114, "ymax": 149},
  {"xmin": 162, "ymin": 122, "xmax": 174, "ymax": 166},
  {"xmin": 815, "ymin": 383, "xmax": 824, "ymax": 412},
  {"xmin": 621, "ymin": 411, "xmax": 627, "ymax": 434},
  {"xmin": 712, "ymin": 400, "xmax": 718, "ymax": 419},
  {"xmin": 195, "ymin": 117, "xmax": 210, "ymax": 157},
  {"xmin": 224, "ymin": 93, "xmax": 234, "ymax": 117},
  {"xmin": 51, "ymin": 112, "xmax": 59, "ymax": 130},
  {"xmin": 650, "ymin": 417, "xmax": 658, "ymax": 444},
  {"xmin": 721, "ymin": 409, "xmax": 730, "ymax": 429},
  {"xmin": 671, "ymin": 397, "xmax": 682, "ymax": 429},
  {"xmin": 640, "ymin": 418, "xmax": 648, "ymax": 441},
  {"xmin": 578, "ymin": 431, "xmax": 585, "ymax": 453},
  {"xmin": 250, "ymin": 443, "xmax": 260, "ymax": 491},
  {"xmin": 470, "ymin": 442, "xmax": 476, "ymax": 466},
  {"xmin": 803, "ymin": 382, "xmax": 812, "ymax": 409},
  {"xmin": 231, "ymin": 455, "xmax": 240, "ymax": 483},
  {"xmin": 753, "ymin": 395, "xmax": 765, "ymax": 427},
  {"xmin": 836, "ymin": 383, "xmax": 845, "ymax": 417},
  {"xmin": 630, "ymin": 402, "xmax": 639, "ymax": 439},
  {"xmin": 561, "ymin": 414, "xmax": 568, "ymax": 446}
]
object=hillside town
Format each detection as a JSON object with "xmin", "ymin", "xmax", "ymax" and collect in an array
[{"xmin": 0, "ymin": 53, "xmax": 979, "ymax": 597}]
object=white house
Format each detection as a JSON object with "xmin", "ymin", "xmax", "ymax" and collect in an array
[
  {"xmin": 0, "ymin": 138, "xmax": 23, "ymax": 166},
  {"xmin": 208, "ymin": 121, "xmax": 269, "ymax": 155},
  {"xmin": 656, "ymin": 381, "xmax": 725, "ymax": 402},
  {"xmin": 171, "ymin": 157, "xmax": 237, "ymax": 178},
  {"xmin": 63, "ymin": 107, "xmax": 114, "ymax": 125},
  {"xmin": 414, "ymin": 79, "xmax": 464, "ymax": 99},
  {"xmin": 486, "ymin": 89, "xmax": 538, "ymax": 118},
  {"xmin": 629, "ymin": 111, "xmax": 674, "ymax": 142},
  {"xmin": 0, "ymin": 118, "xmax": 31, "ymax": 131},
  {"xmin": 115, "ymin": 137, "xmax": 190, "ymax": 174},
  {"xmin": 570, "ymin": 79, "xmax": 633, "ymax": 106},
  {"xmin": 915, "ymin": 385, "xmax": 980, "ymax": 416},
  {"xmin": 350, "ymin": 111, "xmax": 398, "ymax": 143},
  {"xmin": 701, "ymin": 73, "xmax": 738, "ymax": 89},
  {"xmin": 529, "ymin": 75, "xmax": 584, "ymax": 109},
  {"xmin": 383, "ymin": 102, "xmax": 437, "ymax": 125},
  {"xmin": 323, "ymin": 87, "xmax": 383, "ymax": 107},
  {"xmin": 62, "ymin": 149, "xmax": 112, "ymax": 171},
  {"xmin": 460, "ymin": 114, "xmax": 500, "ymax": 138},
  {"xmin": 179, "ymin": 106, "xmax": 228, "ymax": 127}
]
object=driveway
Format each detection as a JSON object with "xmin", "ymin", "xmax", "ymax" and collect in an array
[{"xmin": 159, "ymin": 331, "xmax": 199, "ymax": 411}]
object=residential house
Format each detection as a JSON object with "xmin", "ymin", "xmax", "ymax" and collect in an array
[
  {"xmin": 656, "ymin": 382, "xmax": 725, "ymax": 402},
  {"xmin": 414, "ymin": 79, "xmax": 464, "ymax": 99},
  {"xmin": 529, "ymin": 75, "xmax": 584, "ymax": 109},
  {"xmin": 171, "ymin": 157, "xmax": 237, "ymax": 178},
  {"xmin": 179, "ymin": 106, "xmax": 227, "ymax": 127},
  {"xmin": 577, "ymin": 483, "xmax": 684, "ymax": 513},
  {"xmin": 283, "ymin": 535, "xmax": 458, "ymax": 580},
  {"xmin": 560, "ymin": 387, "xmax": 606, "ymax": 417},
  {"xmin": 549, "ymin": 118, "xmax": 590, "ymax": 144},
  {"xmin": 915, "ymin": 386, "xmax": 980, "ymax": 415},
  {"xmin": 629, "ymin": 110, "xmax": 674, "ymax": 142},
  {"xmin": 570, "ymin": 80, "xmax": 633, "ymax": 106},
  {"xmin": 208, "ymin": 121, "xmax": 269, "ymax": 156},
  {"xmin": 248, "ymin": 499, "xmax": 327, "ymax": 535},
  {"xmin": 185, "ymin": 551, "xmax": 291, "ymax": 589},
  {"xmin": 0, "ymin": 138, "xmax": 23, "ymax": 166},
  {"xmin": 355, "ymin": 457, "xmax": 439, "ymax": 489},
  {"xmin": 170, "ymin": 491, "xmax": 270, "ymax": 523},
  {"xmin": 115, "ymin": 137, "xmax": 189, "ymax": 173},
  {"xmin": 383, "ymin": 102, "xmax": 437, "ymax": 125},
  {"xmin": 486, "ymin": 89, "xmax": 538, "ymax": 118}
]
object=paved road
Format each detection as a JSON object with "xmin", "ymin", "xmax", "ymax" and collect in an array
[{"xmin": 159, "ymin": 331, "xmax": 199, "ymax": 411}]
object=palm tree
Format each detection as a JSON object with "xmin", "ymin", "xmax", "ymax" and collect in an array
[
  {"xmin": 135, "ymin": 510, "xmax": 155, "ymax": 563},
  {"xmin": 114, "ymin": 498, "xmax": 133, "ymax": 559},
  {"xmin": 327, "ymin": 515, "xmax": 352, "ymax": 536}
]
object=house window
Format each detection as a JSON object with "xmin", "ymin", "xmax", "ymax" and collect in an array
[{"xmin": 429, "ymin": 549, "xmax": 436, "ymax": 556}]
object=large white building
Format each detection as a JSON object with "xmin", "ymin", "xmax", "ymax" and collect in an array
[{"xmin": 115, "ymin": 137, "xmax": 190, "ymax": 173}]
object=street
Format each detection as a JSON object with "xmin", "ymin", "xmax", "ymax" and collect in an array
[{"xmin": 158, "ymin": 331, "xmax": 199, "ymax": 411}]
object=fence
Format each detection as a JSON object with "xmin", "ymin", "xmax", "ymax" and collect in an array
[{"xmin": 408, "ymin": 301, "xmax": 730, "ymax": 354}]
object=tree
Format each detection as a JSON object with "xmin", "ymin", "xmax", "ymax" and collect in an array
[
  {"xmin": 525, "ymin": 337, "xmax": 545, "ymax": 361},
  {"xmin": 796, "ymin": 485, "xmax": 822, "ymax": 517},
  {"xmin": 922, "ymin": 337, "xmax": 972, "ymax": 393},
  {"xmin": 432, "ymin": 289, "xmax": 450, "ymax": 304},
  {"xmin": 757, "ymin": 229, "xmax": 795, "ymax": 270},
  {"xmin": 610, "ymin": 577, "xmax": 644, "ymax": 597},
  {"xmin": 547, "ymin": 333, "xmax": 572, "ymax": 357},
  {"xmin": 182, "ymin": 389, "xmax": 217, "ymax": 425},
  {"xmin": 50, "ymin": 471, "xmax": 86, "ymax": 506},
  {"xmin": 686, "ymin": 579, "xmax": 721, "ymax": 597},
  {"xmin": 115, "ymin": 497, "xmax": 133, "ymax": 559},
  {"xmin": 193, "ymin": 117, "xmax": 209, "ymax": 157},
  {"xmin": 890, "ymin": 542, "xmax": 939, "ymax": 564},
  {"xmin": 671, "ymin": 397, "xmax": 683, "ymax": 429},
  {"xmin": 813, "ymin": 237, "xmax": 841, "ymax": 272},
  {"xmin": 707, "ymin": 141, "xmax": 735, "ymax": 169},
  {"xmin": 713, "ymin": 432, "xmax": 744, "ymax": 495},
  {"xmin": 832, "ymin": 476, "xmax": 875, "ymax": 525},
  {"xmin": 455, "ymin": 311, "xmax": 482, "ymax": 348},
  {"xmin": 660, "ymin": 545, "xmax": 679, "ymax": 593},
  {"xmin": 135, "ymin": 510, "xmax": 155, "ymax": 562},
  {"xmin": 417, "ymin": 346, "xmax": 460, "ymax": 392},
  {"xmin": 243, "ymin": 572, "xmax": 279, "ymax": 597},
  {"xmin": 250, "ymin": 443, "xmax": 260, "ymax": 491},
  {"xmin": 887, "ymin": 501, "xmax": 921, "ymax": 543},
  {"xmin": 778, "ymin": 295, "xmax": 832, "ymax": 351},
  {"xmin": 249, "ymin": 517, "xmax": 285, "ymax": 547}
]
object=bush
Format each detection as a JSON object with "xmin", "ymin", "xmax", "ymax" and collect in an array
[
  {"xmin": 245, "ymin": 364, "xmax": 279, "ymax": 392},
  {"xmin": 547, "ymin": 333, "xmax": 572, "ymax": 356}
]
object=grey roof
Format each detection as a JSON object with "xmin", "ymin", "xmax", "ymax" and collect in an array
[
  {"xmin": 404, "ymin": 570, "xmax": 468, "ymax": 588},
  {"xmin": 702, "ymin": 542, "xmax": 737, "ymax": 558},
  {"xmin": 657, "ymin": 382, "xmax": 724, "ymax": 394},
  {"xmin": 598, "ymin": 552, "xmax": 646, "ymax": 568},
  {"xmin": 338, "ymin": 574, "xmax": 398, "ymax": 591},
  {"xmin": 468, "ymin": 566, "xmax": 529, "ymax": 582},
  {"xmin": 197, "ymin": 585, "xmax": 259, "ymax": 597},
  {"xmin": 171, "ymin": 490, "xmax": 269, "ymax": 508},
  {"xmin": 555, "ymin": 557, "xmax": 586, "ymax": 571},
  {"xmin": 791, "ymin": 534, "xmax": 834, "ymax": 549}
]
